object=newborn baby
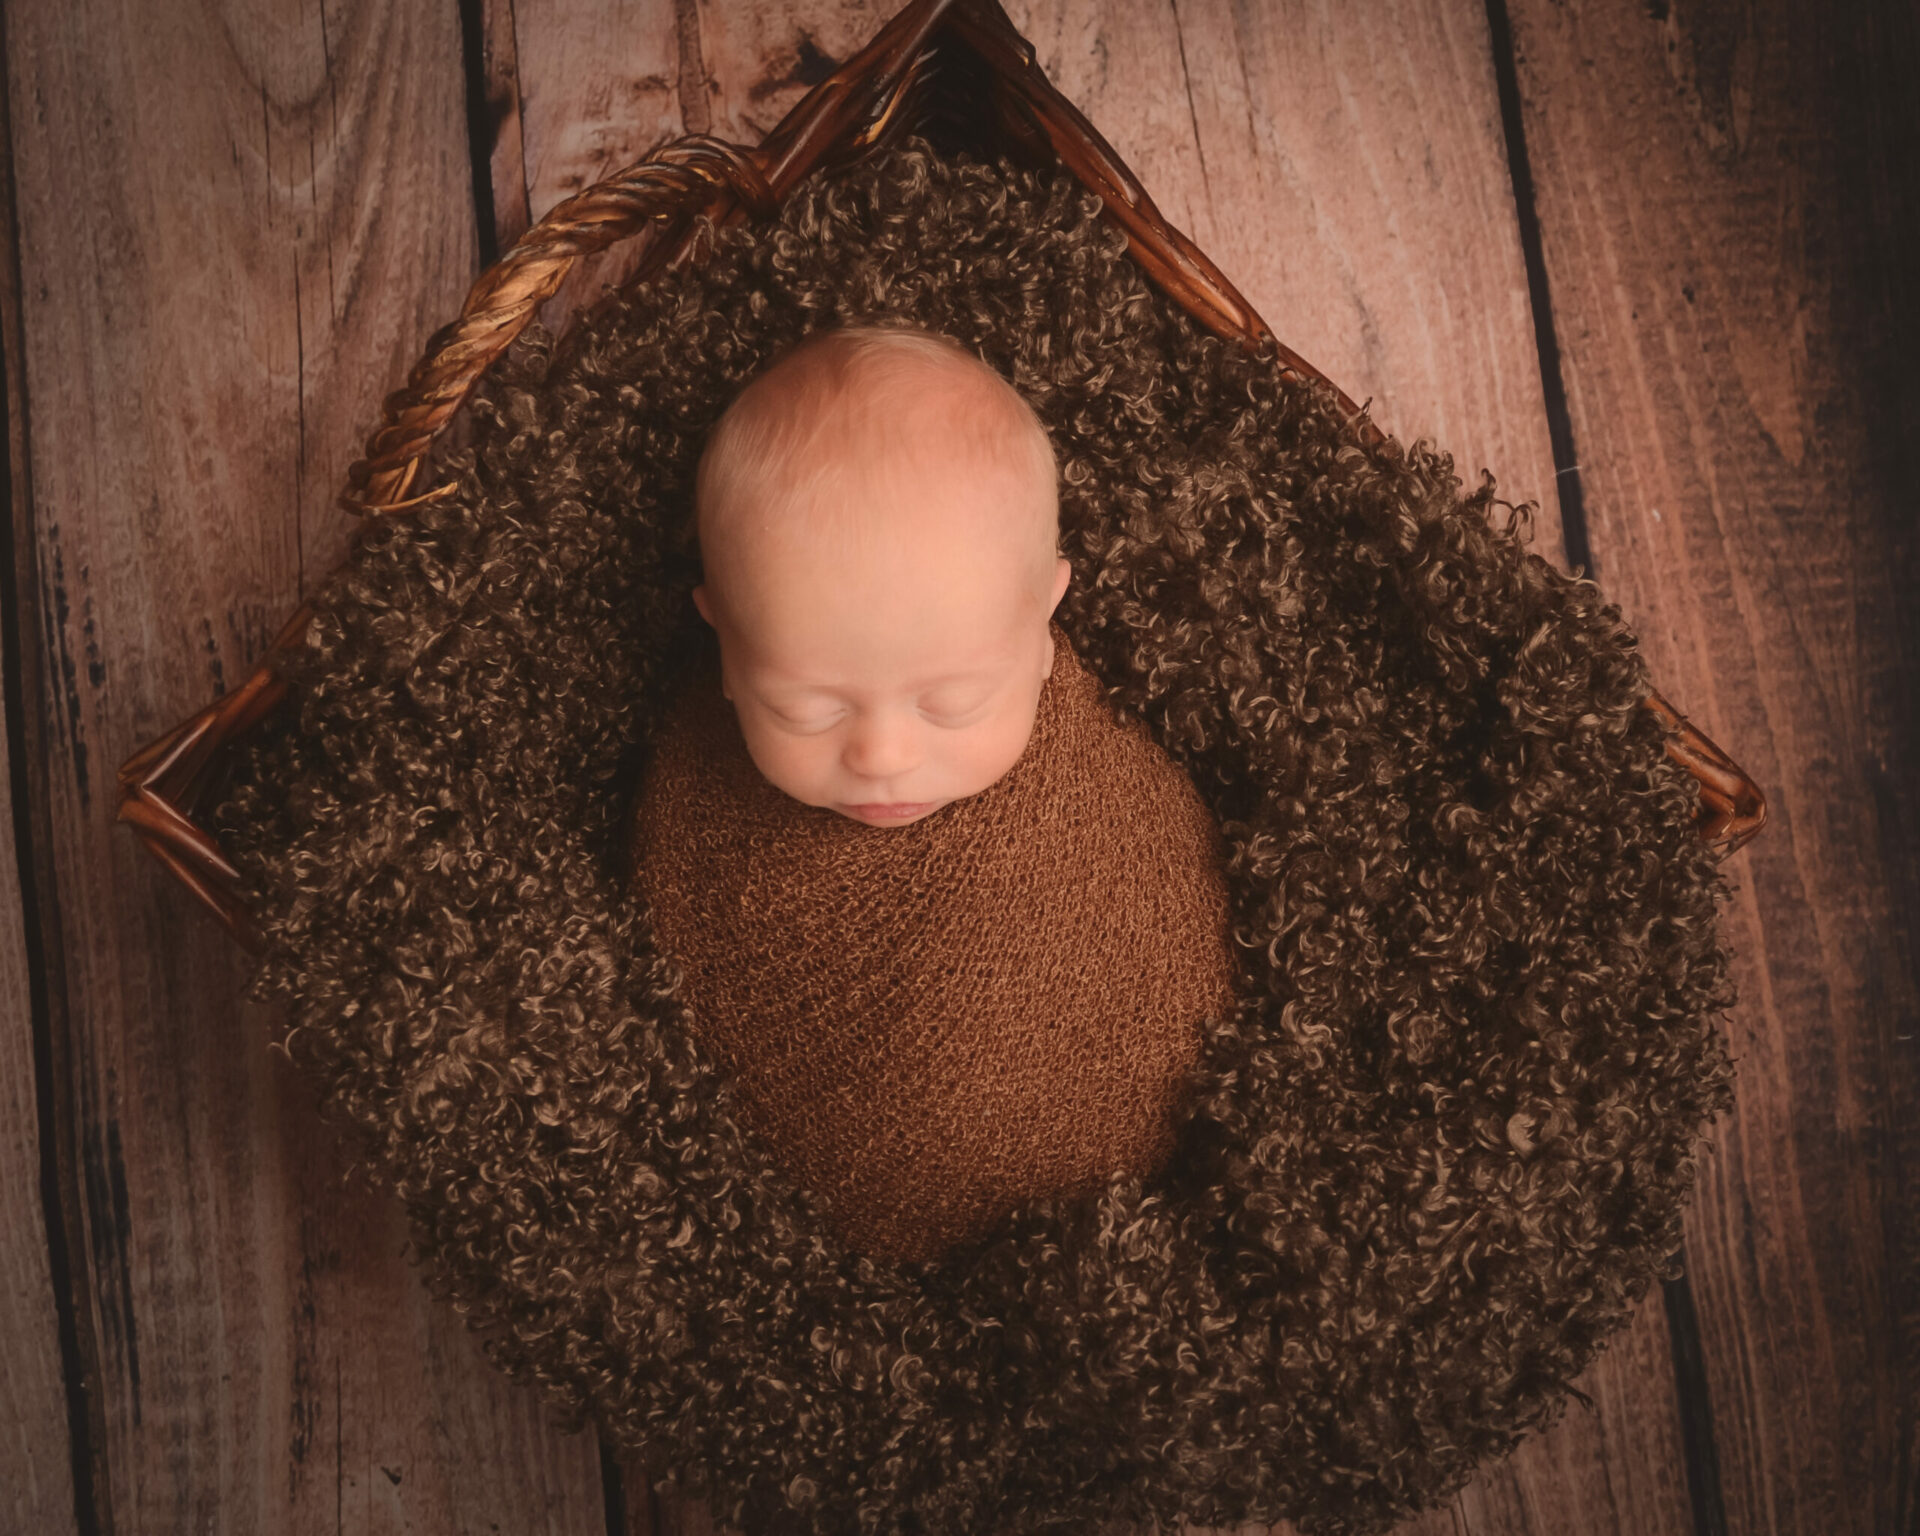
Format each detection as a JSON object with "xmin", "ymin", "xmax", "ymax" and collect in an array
[
  {"xmin": 689, "ymin": 325, "xmax": 1071, "ymax": 825},
  {"xmin": 632, "ymin": 324, "xmax": 1239, "ymax": 1265}
]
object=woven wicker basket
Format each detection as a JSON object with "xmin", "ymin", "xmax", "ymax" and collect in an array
[
  {"xmin": 108, "ymin": 7, "xmax": 1768, "ymax": 1530},
  {"xmin": 115, "ymin": 0, "xmax": 1763, "ymax": 945}
]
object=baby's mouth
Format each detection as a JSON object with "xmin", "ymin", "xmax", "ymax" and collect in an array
[{"xmin": 842, "ymin": 800, "xmax": 936, "ymax": 822}]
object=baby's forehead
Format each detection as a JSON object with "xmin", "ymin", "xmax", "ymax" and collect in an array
[
  {"xmin": 752, "ymin": 342, "xmax": 1025, "ymax": 451},
  {"xmin": 739, "ymin": 587, "xmax": 1033, "ymax": 684},
  {"xmin": 697, "ymin": 328, "xmax": 1058, "ymax": 591}
]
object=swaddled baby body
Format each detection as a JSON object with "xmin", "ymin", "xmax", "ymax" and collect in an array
[{"xmin": 630, "ymin": 326, "xmax": 1239, "ymax": 1265}]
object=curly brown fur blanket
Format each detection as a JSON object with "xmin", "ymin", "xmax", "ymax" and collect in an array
[
  {"xmin": 629, "ymin": 621, "xmax": 1239, "ymax": 1268},
  {"xmin": 212, "ymin": 141, "xmax": 1737, "ymax": 1536}
]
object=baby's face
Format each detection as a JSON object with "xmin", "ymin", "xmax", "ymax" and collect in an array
[{"xmin": 694, "ymin": 498, "xmax": 1072, "ymax": 828}]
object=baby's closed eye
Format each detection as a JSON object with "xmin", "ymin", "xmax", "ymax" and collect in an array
[
  {"xmin": 763, "ymin": 681, "xmax": 998, "ymax": 730},
  {"xmin": 769, "ymin": 698, "xmax": 987, "ymax": 731}
]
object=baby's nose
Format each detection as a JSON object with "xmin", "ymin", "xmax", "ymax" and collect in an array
[{"xmin": 841, "ymin": 710, "xmax": 921, "ymax": 780}]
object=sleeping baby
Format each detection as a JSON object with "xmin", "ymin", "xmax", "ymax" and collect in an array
[{"xmin": 629, "ymin": 324, "xmax": 1240, "ymax": 1267}]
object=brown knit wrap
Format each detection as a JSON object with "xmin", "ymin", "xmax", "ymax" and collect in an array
[{"xmin": 628, "ymin": 621, "xmax": 1239, "ymax": 1266}]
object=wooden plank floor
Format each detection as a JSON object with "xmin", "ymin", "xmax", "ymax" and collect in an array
[
  {"xmin": 2, "ymin": 2, "xmax": 1912, "ymax": 1533},
  {"xmin": 1502, "ymin": 6, "xmax": 1920, "ymax": 1532}
]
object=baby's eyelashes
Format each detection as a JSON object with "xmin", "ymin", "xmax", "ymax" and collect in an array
[{"xmin": 761, "ymin": 696, "xmax": 991, "ymax": 732}]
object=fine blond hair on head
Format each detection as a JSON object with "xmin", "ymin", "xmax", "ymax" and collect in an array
[{"xmin": 694, "ymin": 324, "xmax": 1060, "ymax": 608}]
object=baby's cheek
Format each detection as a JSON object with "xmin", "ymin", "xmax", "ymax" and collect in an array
[
  {"xmin": 968, "ymin": 706, "xmax": 1039, "ymax": 791},
  {"xmin": 737, "ymin": 718, "xmax": 808, "ymax": 793}
]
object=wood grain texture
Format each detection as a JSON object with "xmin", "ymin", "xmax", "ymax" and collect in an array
[
  {"xmin": 1454, "ymin": 1298, "xmax": 1696, "ymax": 1535},
  {"xmin": 4, "ymin": 0, "xmax": 605, "ymax": 1529},
  {"xmin": 1506, "ymin": 0, "xmax": 1920, "ymax": 1532},
  {"xmin": 0, "ymin": 803, "xmax": 80, "ymax": 1536},
  {"xmin": 473, "ymin": 0, "xmax": 535, "ymax": 257},
  {"xmin": 0, "ymin": 585, "xmax": 80, "ymax": 1519},
  {"xmin": 0, "ymin": 10, "xmax": 83, "ymax": 1523},
  {"xmin": 694, "ymin": 0, "xmax": 894, "ymax": 146},
  {"xmin": 514, "ymin": 0, "xmax": 683, "ymax": 212}
]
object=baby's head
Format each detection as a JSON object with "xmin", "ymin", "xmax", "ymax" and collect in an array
[{"xmin": 691, "ymin": 324, "xmax": 1071, "ymax": 827}]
